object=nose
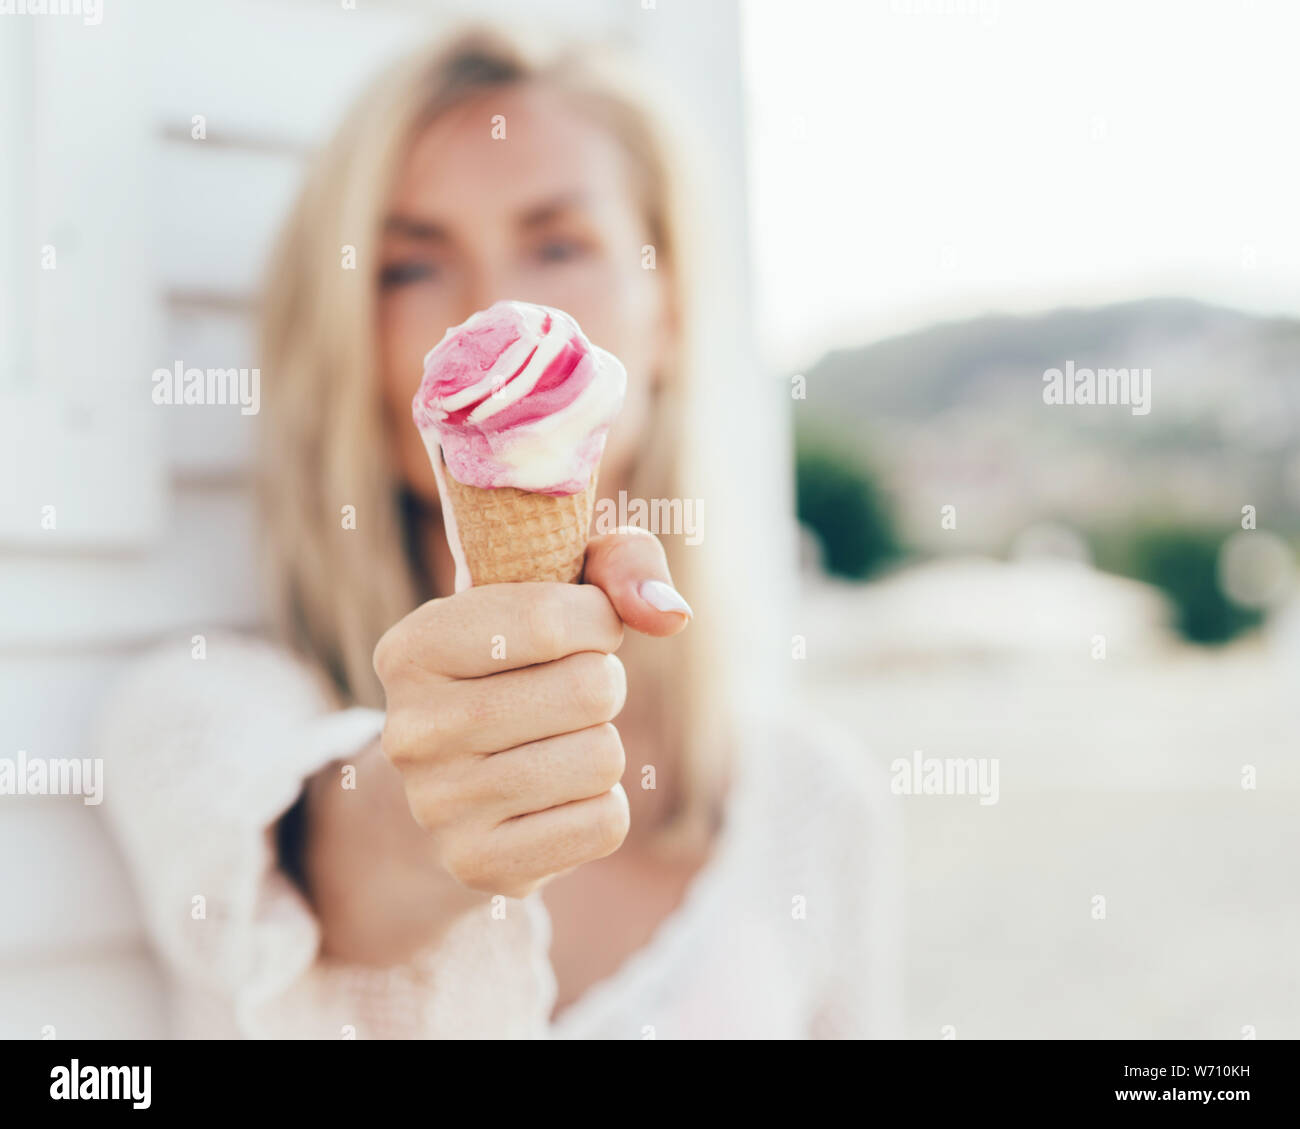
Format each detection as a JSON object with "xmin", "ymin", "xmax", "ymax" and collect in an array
[{"xmin": 457, "ymin": 261, "xmax": 520, "ymax": 324}]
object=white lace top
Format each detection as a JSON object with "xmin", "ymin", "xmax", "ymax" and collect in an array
[{"xmin": 96, "ymin": 635, "xmax": 901, "ymax": 1039}]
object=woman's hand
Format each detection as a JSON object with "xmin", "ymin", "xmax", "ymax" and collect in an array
[{"xmin": 372, "ymin": 530, "xmax": 691, "ymax": 902}]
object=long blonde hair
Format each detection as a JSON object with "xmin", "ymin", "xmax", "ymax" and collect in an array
[{"xmin": 258, "ymin": 25, "xmax": 731, "ymax": 856}]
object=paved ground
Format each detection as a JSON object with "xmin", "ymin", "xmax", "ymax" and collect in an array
[{"xmin": 797, "ymin": 559, "xmax": 1298, "ymax": 1038}]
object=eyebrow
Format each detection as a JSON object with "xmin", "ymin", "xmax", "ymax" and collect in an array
[
  {"xmin": 518, "ymin": 192, "xmax": 589, "ymax": 227},
  {"xmin": 384, "ymin": 215, "xmax": 448, "ymax": 241},
  {"xmin": 384, "ymin": 193, "xmax": 589, "ymax": 242}
]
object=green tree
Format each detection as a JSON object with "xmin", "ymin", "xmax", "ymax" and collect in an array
[
  {"xmin": 1095, "ymin": 524, "xmax": 1264, "ymax": 644},
  {"xmin": 795, "ymin": 435, "xmax": 902, "ymax": 580}
]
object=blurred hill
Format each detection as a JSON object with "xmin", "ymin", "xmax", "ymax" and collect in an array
[{"xmin": 800, "ymin": 299, "xmax": 1300, "ymax": 553}]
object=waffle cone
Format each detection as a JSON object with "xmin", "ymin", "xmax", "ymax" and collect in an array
[{"xmin": 441, "ymin": 468, "xmax": 599, "ymax": 585}]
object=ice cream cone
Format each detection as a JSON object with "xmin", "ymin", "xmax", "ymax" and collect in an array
[
  {"xmin": 440, "ymin": 465, "xmax": 599, "ymax": 585},
  {"xmin": 413, "ymin": 300, "xmax": 625, "ymax": 589}
]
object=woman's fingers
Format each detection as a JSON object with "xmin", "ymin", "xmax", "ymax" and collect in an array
[
  {"xmin": 374, "ymin": 580, "xmax": 624, "ymax": 680},
  {"xmin": 471, "ymin": 722, "xmax": 627, "ymax": 824},
  {"xmin": 582, "ymin": 529, "xmax": 693, "ymax": 637},
  {"xmin": 386, "ymin": 650, "xmax": 627, "ymax": 761},
  {"xmin": 371, "ymin": 532, "xmax": 691, "ymax": 690},
  {"xmin": 464, "ymin": 785, "xmax": 631, "ymax": 896}
]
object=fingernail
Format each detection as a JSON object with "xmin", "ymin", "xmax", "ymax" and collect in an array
[{"xmin": 639, "ymin": 579, "xmax": 693, "ymax": 618}]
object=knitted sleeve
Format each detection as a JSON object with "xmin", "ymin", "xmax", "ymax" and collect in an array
[{"xmin": 95, "ymin": 633, "xmax": 556, "ymax": 1039}]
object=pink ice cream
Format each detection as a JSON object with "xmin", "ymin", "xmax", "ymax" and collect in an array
[{"xmin": 412, "ymin": 299, "xmax": 627, "ymax": 496}]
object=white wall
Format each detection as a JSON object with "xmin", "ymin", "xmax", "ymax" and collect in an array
[{"xmin": 0, "ymin": 0, "xmax": 759, "ymax": 1037}]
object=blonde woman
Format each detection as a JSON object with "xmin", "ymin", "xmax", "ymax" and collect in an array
[{"xmin": 99, "ymin": 26, "xmax": 899, "ymax": 1039}]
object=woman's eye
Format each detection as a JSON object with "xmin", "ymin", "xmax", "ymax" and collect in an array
[
  {"xmin": 380, "ymin": 261, "xmax": 437, "ymax": 288},
  {"xmin": 534, "ymin": 239, "xmax": 587, "ymax": 264}
]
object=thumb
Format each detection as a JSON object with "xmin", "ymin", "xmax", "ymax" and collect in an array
[{"xmin": 582, "ymin": 528, "xmax": 693, "ymax": 637}]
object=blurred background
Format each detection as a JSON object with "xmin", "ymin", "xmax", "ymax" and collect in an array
[{"xmin": 2, "ymin": 0, "xmax": 1296, "ymax": 1039}]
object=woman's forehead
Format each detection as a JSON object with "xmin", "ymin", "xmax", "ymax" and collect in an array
[{"xmin": 392, "ymin": 85, "xmax": 631, "ymax": 221}]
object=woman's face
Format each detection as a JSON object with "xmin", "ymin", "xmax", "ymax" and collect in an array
[{"xmin": 378, "ymin": 82, "xmax": 669, "ymax": 506}]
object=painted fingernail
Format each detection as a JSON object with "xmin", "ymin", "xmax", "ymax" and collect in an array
[{"xmin": 638, "ymin": 579, "xmax": 693, "ymax": 618}]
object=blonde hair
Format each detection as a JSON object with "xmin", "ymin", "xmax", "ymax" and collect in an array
[{"xmin": 258, "ymin": 25, "xmax": 731, "ymax": 857}]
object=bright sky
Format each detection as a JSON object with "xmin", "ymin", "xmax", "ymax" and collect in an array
[{"xmin": 740, "ymin": 0, "xmax": 1300, "ymax": 370}]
